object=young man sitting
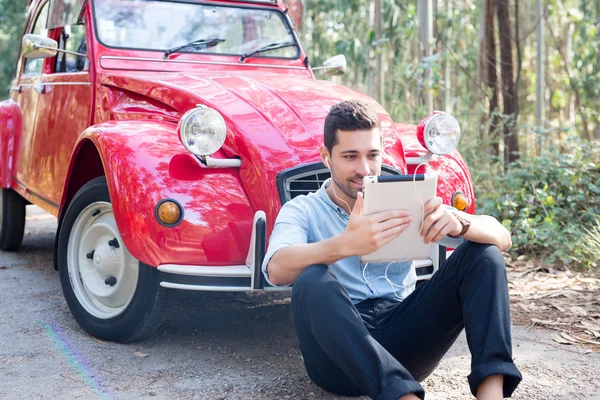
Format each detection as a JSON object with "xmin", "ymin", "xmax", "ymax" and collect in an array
[{"xmin": 262, "ymin": 100, "xmax": 522, "ymax": 400}]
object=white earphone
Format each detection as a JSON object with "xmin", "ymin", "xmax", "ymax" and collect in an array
[{"xmin": 324, "ymin": 155, "xmax": 352, "ymax": 215}]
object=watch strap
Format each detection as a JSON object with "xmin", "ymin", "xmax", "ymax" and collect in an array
[{"xmin": 448, "ymin": 211, "xmax": 471, "ymax": 238}]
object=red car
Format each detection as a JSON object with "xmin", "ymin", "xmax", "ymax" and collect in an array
[{"xmin": 0, "ymin": 0, "xmax": 474, "ymax": 342}]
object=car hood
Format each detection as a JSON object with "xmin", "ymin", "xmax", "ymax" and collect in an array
[{"xmin": 100, "ymin": 71, "xmax": 408, "ymax": 215}]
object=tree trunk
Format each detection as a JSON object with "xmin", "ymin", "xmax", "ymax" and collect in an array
[
  {"xmin": 374, "ymin": 0, "xmax": 383, "ymax": 104},
  {"xmin": 496, "ymin": 0, "xmax": 520, "ymax": 164},
  {"xmin": 544, "ymin": 12, "xmax": 592, "ymax": 141},
  {"xmin": 595, "ymin": 0, "xmax": 600, "ymax": 140},
  {"xmin": 283, "ymin": 0, "xmax": 304, "ymax": 31},
  {"xmin": 483, "ymin": 0, "xmax": 500, "ymax": 156},
  {"xmin": 418, "ymin": 0, "xmax": 434, "ymax": 114},
  {"xmin": 443, "ymin": 0, "xmax": 453, "ymax": 113}
]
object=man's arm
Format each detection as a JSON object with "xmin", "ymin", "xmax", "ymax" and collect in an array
[
  {"xmin": 267, "ymin": 236, "xmax": 349, "ymax": 286},
  {"xmin": 267, "ymin": 192, "xmax": 412, "ymax": 286},
  {"xmin": 420, "ymin": 197, "xmax": 512, "ymax": 251}
]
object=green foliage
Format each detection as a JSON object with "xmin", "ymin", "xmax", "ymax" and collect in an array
[
  {"xmin": 579, "ymin": 214, "xmax": 600, "ymax": 267},
  {"xmin": 472, "ymin": 139, "xmax": 600, "ymax": 268},
  {"xmin": 0, "ymin": 0, "xmax": 28, "ymax": 99}
]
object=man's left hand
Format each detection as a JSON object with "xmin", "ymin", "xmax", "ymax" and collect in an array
[{"xmin": 420, "ymin": 197, "xmax": 461, "ymax": 244}]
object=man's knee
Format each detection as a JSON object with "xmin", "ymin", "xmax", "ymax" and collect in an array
[
  {"xmin": 454, "ymin": 241, "xmax": 506, "ymax": 276},
  {"xmin": 292, "ymin": 264, "xmax": 340, "ymax": 303}
]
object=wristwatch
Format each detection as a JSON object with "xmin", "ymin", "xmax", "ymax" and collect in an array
[{"xmin": 448, "ymin": 211, "xmax": 471, "ymax": 238}]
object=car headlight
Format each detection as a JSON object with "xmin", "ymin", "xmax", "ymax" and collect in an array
[
  {"xmin": 178, "ymin": 106, "xmax": 227, "ymax": 156},
  {"xmin": 418, "ymin": 113, "xmax": 461, "ymax": 155}
]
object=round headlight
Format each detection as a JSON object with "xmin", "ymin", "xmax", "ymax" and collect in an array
[
  {"xmin": 423, "ymin": 114, "xmax": 461, "ymax": 155},
  {"xmin": 178, "ymin": 106, "xmax": 227, "ymax": 156}
]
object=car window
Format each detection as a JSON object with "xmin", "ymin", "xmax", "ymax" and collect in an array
[
  {"xmin": 55, "ymin": 22, "xmax": 88, "ymax": 73},
  {"xmin": 22, "ymin": 1, "xmax": 51, "ymax": 76},
  {"xmin": 92, "ymin": 0, "xmax": 299, "ymax": 59},
  {"xmin": 48, "ymin": 0, "xmax": 86, "ymax": 29}
]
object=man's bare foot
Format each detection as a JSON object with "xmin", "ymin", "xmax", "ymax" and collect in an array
[
  {"xmin": 398, "ymin": 394, "xmax": 420, "ymax": 400},
  {"xmin": 476, "ymin": 374, "xmax": 504, "ymax": 400}
]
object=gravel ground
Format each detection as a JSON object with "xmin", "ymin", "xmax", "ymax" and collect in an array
[{"xmin": 0, "ymin": 206, "xmax": 599, "ymax": 399}]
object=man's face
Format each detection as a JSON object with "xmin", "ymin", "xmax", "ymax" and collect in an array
[{"xmin": 322, "ymin": 128, "xmax": 382, "ymax": 200}]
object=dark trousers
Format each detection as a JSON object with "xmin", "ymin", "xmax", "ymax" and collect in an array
[{"xmin": 291, "ymin": 241, "xmax": 522, "ymax": 400}]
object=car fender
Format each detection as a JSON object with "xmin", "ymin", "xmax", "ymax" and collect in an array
[
  {"xmin": 65, "ymin": 120, "xmax": 255, "ymax": 267},
  {"xmin": 426, "ymin": 150, "xmax": 476, "ymax": 214},
  {"xmin": 0, "ymin": 100, "xmax": 23, "ymax": 189}
]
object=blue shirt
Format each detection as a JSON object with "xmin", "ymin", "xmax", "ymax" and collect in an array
[{"xmin": 262, "ymin": 179, "xmax": 419, "ymax": 304}]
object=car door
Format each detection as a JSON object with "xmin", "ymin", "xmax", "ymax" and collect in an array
[
  {"xmin": 26, "ymin": 10, "xmax": 92, "ymax": 206},
  {"xmin": 13, "ymin": 1, "xmax": 51, "ymax": 195}
]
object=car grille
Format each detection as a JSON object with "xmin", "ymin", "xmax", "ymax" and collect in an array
[
  {"xmin": 276, "ymin": 162, "xmax": 401, "ymax": 205},
  {"xmin": 283, "ymin": 169, "xmax": 330, "ymax": 203}
]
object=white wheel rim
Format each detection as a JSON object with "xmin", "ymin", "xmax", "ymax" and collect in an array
[{"xmin": 67, "ymin": 202, "xmax": 139, "ymax": 319}]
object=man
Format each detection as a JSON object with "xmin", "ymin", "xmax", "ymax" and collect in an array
[{"xmin": 262, "ymin": 100, "xmax": 522, "ymax": 400}]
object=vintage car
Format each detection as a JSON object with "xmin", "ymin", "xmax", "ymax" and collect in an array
[{"xmin": 0, "ymin": 0, "xmax": 474, "ymax": 342}]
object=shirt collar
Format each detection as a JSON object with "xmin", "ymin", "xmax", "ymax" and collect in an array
[{"xmin": 317, "ymin": 178, "xmax": 350, "ymax": 219}]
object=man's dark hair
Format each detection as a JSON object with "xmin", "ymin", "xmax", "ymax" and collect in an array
[{"xmin": 323, "ymin": 100, "xmax": 381, "ymax": 154}]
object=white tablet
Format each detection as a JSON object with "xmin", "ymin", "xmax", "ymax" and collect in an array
[{"xmin": 360, "ymin": 173, "xmax": 438, "ymax": 262}]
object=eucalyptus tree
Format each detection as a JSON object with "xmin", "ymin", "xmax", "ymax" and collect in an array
[{"xmin": 0, "ymin": 0, "xmax": 28, "ymax": 98}]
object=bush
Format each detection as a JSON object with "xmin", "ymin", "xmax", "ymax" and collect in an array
[{"xmin": 468, "ymin": 139, "xmax": 600, "ymax": 269}]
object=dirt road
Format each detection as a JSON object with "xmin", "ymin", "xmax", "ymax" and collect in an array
[{"xmin": 1, "ymin": 207, "xmax": 599, "ymax": 399}]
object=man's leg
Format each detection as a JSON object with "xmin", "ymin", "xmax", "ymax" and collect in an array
[
  {"xmin": 291, "ymin": 264, "xmax": 425, "ymax": 400},
  {"xmin": 374, "ymin": 241, "xmax": 522, "ymax": 397}
]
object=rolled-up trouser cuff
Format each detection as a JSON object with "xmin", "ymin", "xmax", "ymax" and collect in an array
[
  {"xmin": 376, "ymin": 378, "xmax": 425, "ymax": 400},
  {"xmin": 468, "ymin": 361, "xmax": 522, "ymax": 397}
]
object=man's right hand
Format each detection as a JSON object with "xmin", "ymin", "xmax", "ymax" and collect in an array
[{"xmin": 341, "ymin": 192, "xmax": 413, "ymax": 257}]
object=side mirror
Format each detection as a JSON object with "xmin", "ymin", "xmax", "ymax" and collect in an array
[
  {"xmin": 22, "ymin": 34, "xmax": 58, "ymax": 59},
  {"xmin": 312, "ymin": 54, "xmax": 347, "ymax": 76}
]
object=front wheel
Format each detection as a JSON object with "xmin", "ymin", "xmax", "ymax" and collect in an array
[
  {"xmin": 57, "ymin": 177, "xmax": 167, "ymax": 342},
  {"xmin": 0, "ymin": 188, "xmax": 26, "ymax": 251}
]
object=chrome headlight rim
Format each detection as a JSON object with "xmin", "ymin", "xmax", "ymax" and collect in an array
[
  {"xmin": 423, "ymin": 113, "xmax": 461, "ymax": 155},
  {"xmin": 178, "ymin": 106, "xmax": 227, "ymax": 157}
]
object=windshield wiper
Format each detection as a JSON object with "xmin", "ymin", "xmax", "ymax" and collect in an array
[
  {"xmin": 164, "ymin": 38, "xmax": 225, "ymax": 59},
  {"xmin": 239, "ymin": 41, "xmax": 298, "ymax": 63}
]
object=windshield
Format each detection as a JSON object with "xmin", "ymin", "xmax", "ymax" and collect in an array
[{"xmin": 92, "ymin": 0, "xmax": 299, "ymax": 59}]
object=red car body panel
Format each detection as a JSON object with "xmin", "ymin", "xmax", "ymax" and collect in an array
[
  {"xmin": 74, "ymin": 121, "xmax": 255, "ymax": 266},
  {"xmin": 0, "ymin": 0, "xmax": 475, "ymax": 270},
  {"xmin": 0, "ymin": 100, "xmax": 23, "ymax": 189},
  {"xmin": 95, "ymin": 71, "xmax": 409, "ymax": 243}
]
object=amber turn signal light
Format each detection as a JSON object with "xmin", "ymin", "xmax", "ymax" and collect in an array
[
  {"xmin": 156, "ymin": 199, "xmax": 183, "ymax": 227},
  {"xmin": 452, "ymin": 191, "xmax": 469, "ymax": 211}
]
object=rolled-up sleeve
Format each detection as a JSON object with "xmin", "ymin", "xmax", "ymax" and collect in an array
[{"xmin": 261, "ymin": 201, "xmax": 310, "ymax": 286}]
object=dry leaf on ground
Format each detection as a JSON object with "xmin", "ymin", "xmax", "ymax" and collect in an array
[{"xmin": 505, "ymin": 255, "xmax": 600, "ymax": 352}]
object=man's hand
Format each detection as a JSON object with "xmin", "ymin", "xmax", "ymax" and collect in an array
[
  {"xmin": 420, "ymin": 196, "xmax": 462, "ymax": 244},
  {"xmin": 341, "ymin": 192, "xmax": 413, "ymax": 257}
]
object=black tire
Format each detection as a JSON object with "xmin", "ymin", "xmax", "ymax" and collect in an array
[
  {"xmin": 0, "ymin": 188, "xmax": 26, "ymax": 251},
  {"xmin": 57, "ymin": 177, "xmax": 168, "ymax": 342}
]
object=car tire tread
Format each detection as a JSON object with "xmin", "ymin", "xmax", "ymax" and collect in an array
[{"xmin": 0, "ymin": 188, "xmax": 26, "ymax": 251}]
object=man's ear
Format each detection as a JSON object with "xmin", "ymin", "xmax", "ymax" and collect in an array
[{"xmin": 319, "ymin": 146, "xmax": 330, "ymax": 167}]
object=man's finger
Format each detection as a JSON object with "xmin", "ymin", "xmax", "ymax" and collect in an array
[
  {"xmin": 376, "ymin": 223, "xmax": 411, "ymax": 245},
  {"xmin": 424, "ymin": 219, "xmax": 451, "ymax": 244},
  {"xmin": 352, "ymin": 191, "xmax": 363, "ymax": 216},
  {"xmin": 420, "ymin": 208, "xmax": 443, "ymax": 236},
  {"xmin": 423, "ymin": 196, "xmax": 443, "ymax": 213},
  {"xmin": 371, "ymin": 209, "xmax": 411, "ymax": 223},
  {"xmin": 376, "ymin": 216, "xmax": 412, "ymax": 234}
]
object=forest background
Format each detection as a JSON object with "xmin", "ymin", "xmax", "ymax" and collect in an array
[{"xmin": 0, "ymin": 0, "xmax": 599, "ymax": 269}]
